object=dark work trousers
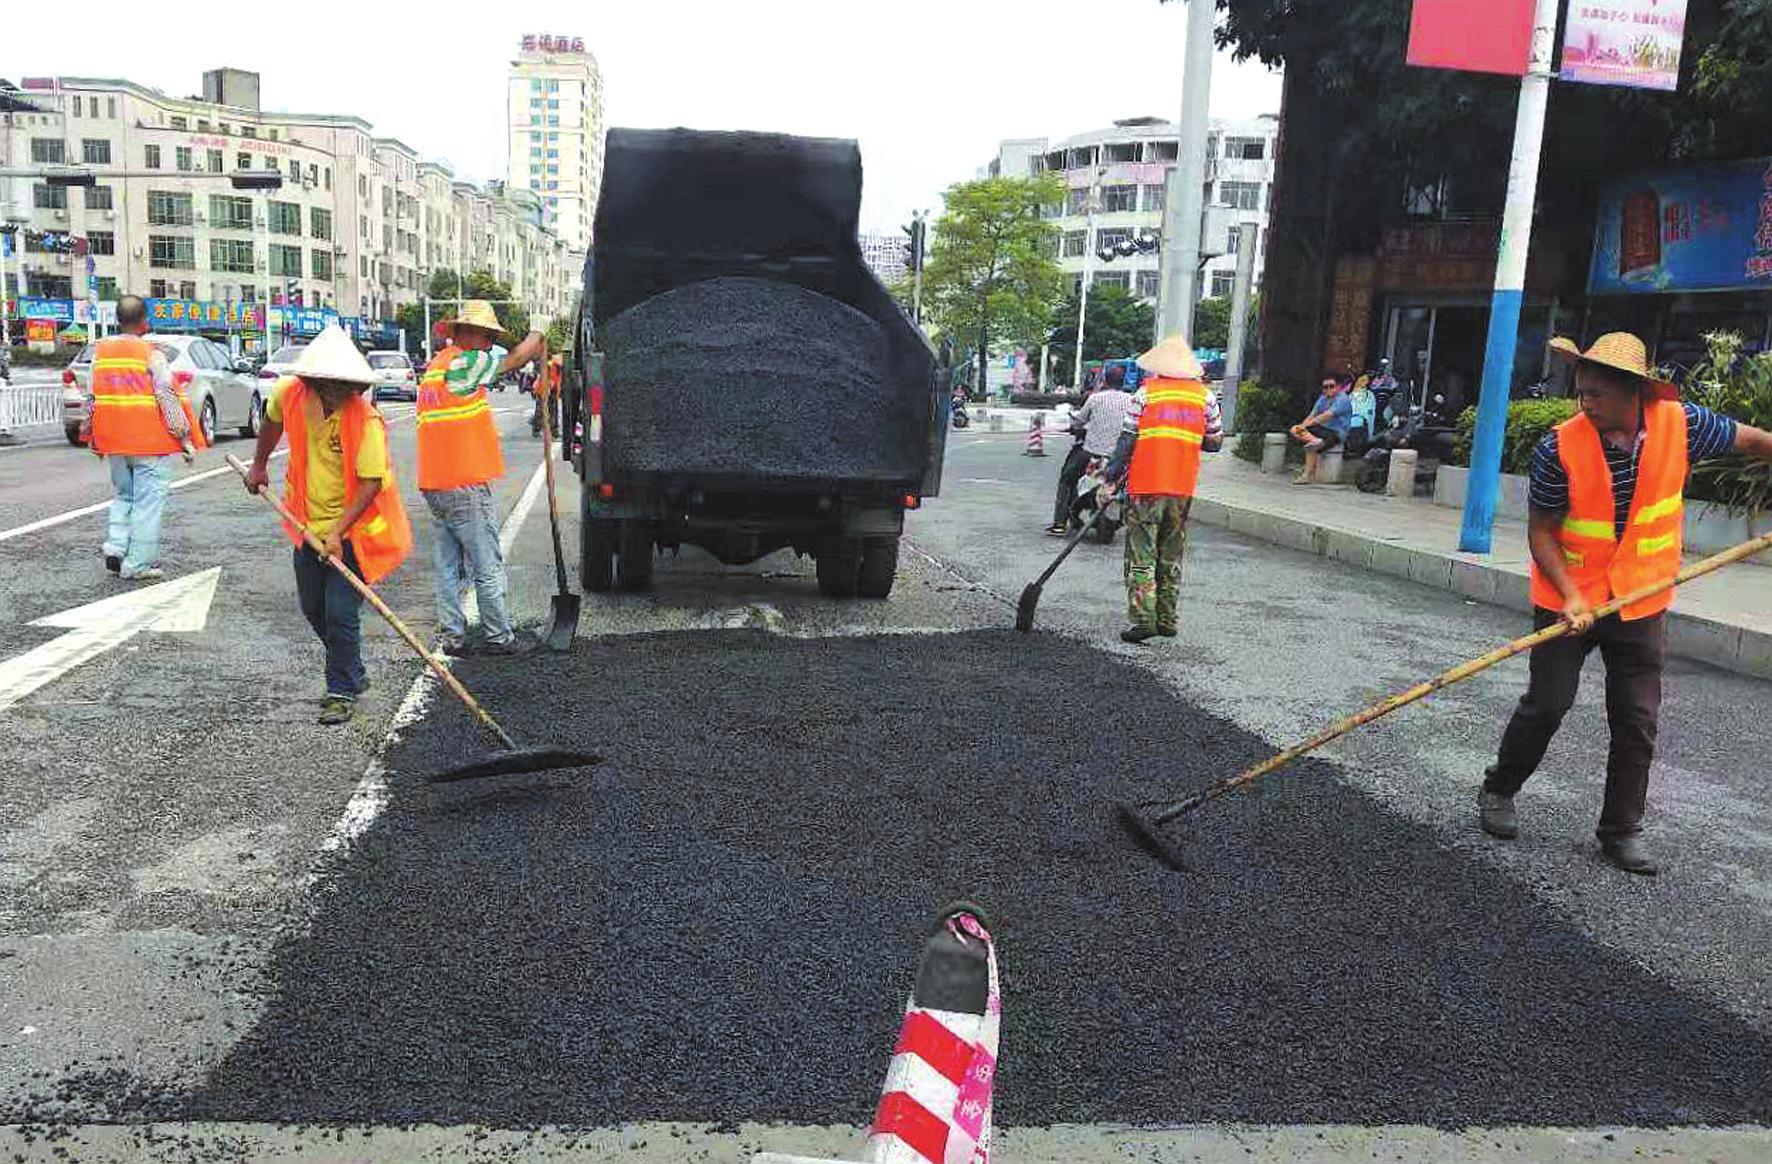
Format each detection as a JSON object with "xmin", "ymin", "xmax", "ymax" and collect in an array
[
  {"xmin": 1052, "ymin": 441, "xmax": 1092, "ymax": 527},
  {"xmin": 294, "ymin": 541, "xmax": 367, "ymax": 699},
  {"xmin": 1485, "ymin": 608, "xmax": 1666, "ymax": 839}
]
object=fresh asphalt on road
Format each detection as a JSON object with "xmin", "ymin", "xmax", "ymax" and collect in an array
[{"xmin": 2, "ymin": 420, "xmax": 1770, "ymax": 1160}]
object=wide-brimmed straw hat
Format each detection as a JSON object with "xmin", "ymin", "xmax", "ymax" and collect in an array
[
  {"xmin": 1549, "ymin": 333, "xmax": 1679, "ymax": 401},
  {"xmin": 442, "ymin": 300, "xmax": 515, "ymax": 345},
  {"xmin": 291, "ymin": 325, "xmax": 377, "ymax": 387},
  {"xmin": 1137, "ymin": 334, "xmax": 1204, "ymax": 381}
]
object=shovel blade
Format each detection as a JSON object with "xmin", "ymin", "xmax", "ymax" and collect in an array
[
  {"xmin": 427, "ymin": 747, "xmax": 601, "ymax": 785},
  {"xmin": 1015, "ymin": 583, "xmax": 1041, "ymax": 633},
  {"xmin": 1115, "ymin": 801, "xmax": 1191, "ymax": 872},
  {"xmin": 546, "ymin": 592, "xmax": 582, "ymax": 652}
]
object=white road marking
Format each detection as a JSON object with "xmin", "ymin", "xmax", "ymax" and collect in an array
[{"xmin": 0, "ymin": 568, "xmax": 221, "ymax": 713}]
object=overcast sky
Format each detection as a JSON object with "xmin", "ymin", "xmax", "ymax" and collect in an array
[{"xmin": 20, "ymin": 0, "xmax": 1283, "ymax": 234}]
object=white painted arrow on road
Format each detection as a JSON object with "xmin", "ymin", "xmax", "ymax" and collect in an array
[{"xmin": 0, "ymin": 568, "xmax": 222, "ymax": 713}]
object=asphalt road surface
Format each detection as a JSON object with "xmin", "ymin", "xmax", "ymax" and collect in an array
[{"xmin": 2, "ymin": 418, "xmax": 1770, "ymax": 1162}]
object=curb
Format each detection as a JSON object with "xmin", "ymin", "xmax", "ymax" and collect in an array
[{"xmin": 1188, "ymin": 494, "xmax": 1772, "ymax": 683}]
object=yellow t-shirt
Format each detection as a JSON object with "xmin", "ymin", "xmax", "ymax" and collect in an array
[{"xmin": 268, "ymin": 383, "xmax": 392, "ymax": 537}]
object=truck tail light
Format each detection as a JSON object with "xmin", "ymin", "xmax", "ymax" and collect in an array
[
  {"xmin": 903, "ymin": 494, "xmax": 921, "ymax": 510},
  {"xmin": 598, "ymin": 483, "xmax": 615, "ymax": 500},
  {"xmin": 588, "ymin": 384, "xmax": 604, "ymax": 445}
]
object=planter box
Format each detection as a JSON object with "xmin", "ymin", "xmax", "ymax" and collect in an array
[
  {"xmin": 1434, "ymin": 465, "xmax": 1531, "ymax": 522},
  {"xmin": 1686, "ymin": 503, "xmax": 1772, "ymax": 568}
]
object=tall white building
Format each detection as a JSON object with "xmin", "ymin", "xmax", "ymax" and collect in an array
[
  {"xmin": 986, "ymin": 114, "xmax": 1280, "ymax": 307},
  {"xmin": 506, "ymin": 34, "xmax": 605, "ymax": 252},
  {"xmin": 859, "ymin": 231, "xmax": 907, "ymax": 286}
]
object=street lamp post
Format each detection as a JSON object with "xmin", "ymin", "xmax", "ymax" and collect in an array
[{"xmin": 1072, "ymin": 172, "xmax": 1102, "ymax": 391}]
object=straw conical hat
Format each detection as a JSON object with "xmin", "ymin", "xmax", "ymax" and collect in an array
[
  {"xmin": 1137, "ymin": 334, "xmax": 1204, "ymax": 380},
  {"xmin": 1549, "ymin": 333, "xmax": 1678, "ymax": 400},
  {"xmin": 291, "ymin": 325, "xmax": 377, "ymax": 386},
  {"xmin": 442, "ymin": 300, "xmax": 515, "ymax": 345}
]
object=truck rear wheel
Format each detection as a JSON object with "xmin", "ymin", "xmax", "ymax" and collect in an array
[
  {"xmin": 857, "ymin": 536, "xmax": 899, "ymax": 599},
  {"xmin": 581, "ymin": 491, "xmax": 615, "ymax": 593},
  {"xmin": 816, "ymin": 539, "xmax": 861, "ymax": 599},
  {"xmin": 617, "ymin": 520, "xmax": 654, "ymax": 591}
]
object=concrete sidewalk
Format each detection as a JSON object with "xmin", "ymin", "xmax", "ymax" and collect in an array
[{"xmin": 1187, "ymin": 454, "xmax": 1772, "ymax": 680}]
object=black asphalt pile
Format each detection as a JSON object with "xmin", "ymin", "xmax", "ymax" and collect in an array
[
  {"xmin": 601, "ymin": 277, "xmax": 919, "ymax": 483},
  {"xmin": 30, "ymin": 631, "xmax": 1770, "ymax": 1130}
]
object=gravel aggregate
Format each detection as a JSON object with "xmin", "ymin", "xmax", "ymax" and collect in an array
[{"xmin": 95, "ymin": 630, "xmax": 1765, "ymax": 1131}]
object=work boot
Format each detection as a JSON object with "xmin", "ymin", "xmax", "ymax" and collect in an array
[
  {"xmin": 1121, "ymin": 625, "xmax": 1158, "ymax": 645},
  {"xmin": 104, "ymin": 553, "xmax": 122, "ymax": 574},
  {"xmin": 1157, "ymin": 625, "xmax": 1178, "ymax": 638},
  {"xmin": 474, "ymin": 637, "xmax": 533, "ymax": 658},
  {"xmin": 1601, "ymin": 835, "xmax": 1659, "ymax": 877},
  {"xmin": 1478, "ymin": 790, "xmax": 1519, "ymax": 840},
  {"xmin": 318, "ymin": 695, "xmax": 355, "ymax": 726}
]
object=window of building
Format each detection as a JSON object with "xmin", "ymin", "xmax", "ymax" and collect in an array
[
  {"xmin": 210, "ymin": 194, "xmax": 253, "ymax": 230},
  {"xmin": 30, "ymin": 138, "xmax": 64, "ymax": 164},
  {"xmin": 238, "ymin": 152, "xmax": 252, "ymax": 170},
  {"xmin": 82, "ymin": 139, "xmax": 112, "ymax": 164},
  {"xmin": 144, "ymin": 144, "xmax": 161, "ymax": 169},
  {"xmin": 179, "ymin": 280, "xmax": 197, "ymax": 300},
  {"xmin": 324, "ymin": 167, "xmax": 331, "ymax": 191},
  {"xmin": 197, "ymin": 120, "xmax": 211, "ymax": 133},
  {"xmin": 1101, "ymin": 185, "xmax": 1138, "ymax": 213},
  {"xmin": 85, "ymin": 185, "xmax": 114, "ymax": 211},
  {"xmin": 1136, "ymin": 270, "xmax": 1161, "ymax": 300},
  {"xmin": 87, "ymin": 230, "xmax": 116, "ymax": 256},
  {"xmin": 1219, "ymin": 181, "xmax": 1263, "ymax": 211},
  {"xmin": 264, "ymin": 156, "xmax": 279, "ymax": 174},
  {"xmin": 1149, "ymin": 141, "xmax": 1179, "ymax": 162},
  {"xmin": 1209, "ymin": 270, "xmax": 1236, "ymax": 299},
  {"xmin": 150, "ymin": 235, "xmax": 195, "ymax": 269},
  {"xmin": 34, "ymin": 184, "xmax": 67, "ymax": 210},
  {"xmin": 241, "ymin": 125, "xmax": 257, "ymax": 139},
  {"xmin": 382, "ymin": 225, "xmax": 392, "ymax": 250},
  {"xmin": 269, "ymin": 244, "xmax": 302, "ymax": 277},
  {"xmin": 218, "ymin": 122, "xmax": 231, "ymax": 136},
  {"xmin": 310, "ymin": 207, "xmax": 332, "ymax": 241},
  {"xmin": 1105, "ymin": 142, "xmax": 1139, "ymax": 163},
  {"xmin": 175, "ymin": 146, "xmax": 194, "ymax": 171},
  {"xmin": 268, "ymin": 129, "xmax": 279, "ymax": 141},
  {"xmin": 169, "ymin": 116, "xmax": 187, "ymax": 130},
  {"xmin": 268, "ymin": 201, "xmax": 302, "ymax": 236},
  {"xmin": 150, "ymin": 280, "xmax": 168, "ymax": 298},
  {"xmin": 1096, "ymin": 228, "xmax": 1133, "ymax": 255},
  {"xmin": 148, "ymin": 191, "xmax": 194, "ymax": 226},
  {"xmin": 360, "ymin": 255, "xmax": 369, "ymax": 277},
  {"xmin": 1065, "ymin": 188, "xmax": 1090, "ymax": 216},
  {"xmin": 1094, "ymin": 270, "xmax": 1131, "ymax": 291},
  {"xmin": 1142, "ymin": 184, "xmax": 1166, "ymax": 214},
  {"xmin": 1062, "ymin": 231, "xmax": 1087, "ymax": 258},
  {"xmin": 94, "ymin": 276, "xmax": 119, "ymax": 300},
  {"xmin": 1223, "ymin": 137, "xmax": 1266, "ymax": 161},
  {"xmin": 312, "ymin": 249, "xmax": 333, "ymax": 281},
  {"xmin": 210, "ymin": 238, "xmax": 255, "ymax": 273},
  {"xmin": 207, "ymin": 149, "xmax": 224, "ymax": 173},
  {"xmin": 382, "ymin": 187, "xmax": 392, "ymax": 213},
  {"xmin": 358, "ymin": 174, "xmax": 368, "ymax": 198},
  {"xmin": 107, "ymin": 97, "xmax": 116, "ymax": 119}
]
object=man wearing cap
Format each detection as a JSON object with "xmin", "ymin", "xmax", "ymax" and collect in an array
[
  {"xmin": 1479, "ymin": 332, "xmax": 1772, "ymax": 875},
  {"xmin": 1104, "ymin": 335, "xmax": 1223, "ymax": 644},
  {"xmin": 418, "ymin": 301, "xmax": 548, "ymax": 655},
  {"xmin": 243, "ymin": 326, "xmax": 414, "ymax": 725}
]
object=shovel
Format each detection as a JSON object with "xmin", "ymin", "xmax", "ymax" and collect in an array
[
  {"xmin": 226, "ymin": 454, "xmax": 599, "ymax": 786},
  {"xmin": 1015, "ymin": 493, "xmax": 1117, "ymax": 633},
  {"xmin": 536, "ymin": 390, "xmax": 582, "ymax": 651},
  {"xmin": 1116, "ymin": 528, "xmax": 1772, "ymax": 871}
]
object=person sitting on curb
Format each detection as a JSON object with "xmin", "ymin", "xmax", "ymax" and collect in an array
[
  {"xmin": 1289, "ymin": 377, "xmax": 1352, "ymax": 484},
  {"xmin": 1478, "ymin": 332, "xmax": 1772, "ymax": 876}
]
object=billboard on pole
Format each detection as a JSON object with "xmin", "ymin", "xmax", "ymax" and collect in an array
[
  {"xmin": 1406, "ymin": 0, "xmax": 1536, "ymax": 76},
  {"xmin": 1560, "ymin": 0, "xmax": 1688, "ymax": 91}
]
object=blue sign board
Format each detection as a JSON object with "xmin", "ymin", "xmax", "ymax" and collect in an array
[
  {"xmin": 146, "ymin": 298, "xmax": 261, "ymax": 331},
  {"xmin": 1590, "ymin": 158, "xmax": 1772, "ymax": 295},
  {"xmin": 19, "ymin": 297, "xmax": 74, "ymax": 322}
]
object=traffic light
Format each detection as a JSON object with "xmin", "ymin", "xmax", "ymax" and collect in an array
[{"xmin": 902, "ymin": 219, "xmax": 924, "ymax": 276}]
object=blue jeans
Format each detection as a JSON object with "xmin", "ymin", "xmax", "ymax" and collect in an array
[
  {"xmin": 294, "ymin": 542, "xmax": 367, "ymax": 699},
  {"xmin": 424, "ymin": 484, "xmax": 512, "ymax": 645},
  {"xmin": 104, "ymin": 455, "xmax": 172, "ymax": 576}
]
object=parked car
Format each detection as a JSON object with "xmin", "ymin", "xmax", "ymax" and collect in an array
[
  {"xmin": 62, "ymin": 334, "xmax": 263, "ymax": 446},
  {"xmin": 367, "ymin": 351, "xmax": 418, "ymax": 402}
]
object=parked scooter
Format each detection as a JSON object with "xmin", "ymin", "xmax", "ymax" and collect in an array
[
  {"xmin": 1356, "ymin": 397, "xmax": 1459, "ymax": 494},
  {"xmin": 951, "ymin": 393, "xmax": 972, "ymax": 430}
]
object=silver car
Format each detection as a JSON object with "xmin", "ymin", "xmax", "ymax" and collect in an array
[{"xmin": 62, "ymin": 334, "xmax": 263, "ymax": 447}]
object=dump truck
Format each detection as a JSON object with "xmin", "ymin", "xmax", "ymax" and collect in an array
[{"xmin": 561, "ymin": 127, "xmax": 945, "ymax": 600}]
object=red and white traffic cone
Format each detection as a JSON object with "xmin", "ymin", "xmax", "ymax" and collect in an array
[
  {"xmin": 869, "ymin": 905, "xmax": 1001, "ymax": 1164},
  {"xmin": 1023, "ymin": 415, "xmax": 1045, "ymax": 457}
]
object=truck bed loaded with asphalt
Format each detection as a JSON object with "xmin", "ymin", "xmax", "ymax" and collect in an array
[{"xmin": 563, "ymin": 127, "xmax": 945, "ymax": 599}]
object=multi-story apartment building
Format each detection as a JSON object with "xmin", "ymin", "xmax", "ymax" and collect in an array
[
  {"xmin": 859, "ymin": 231, "xmax": 909, "ymax": 287},
  {"xmin": 0, "ymin": 69, "xmax": 578, "ymax": 348},
  {"xmin": 985, "ymin": 114, "xmax": 1280, "ymax": 306},
  {"xmin": 506, "ymin": 34, "xmax": 604, "ymax": 252}
]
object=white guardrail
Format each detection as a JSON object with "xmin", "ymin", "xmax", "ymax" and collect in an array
[{"xmin": 0, "ymin": 384, "xmax": 65, "ymax": 431}]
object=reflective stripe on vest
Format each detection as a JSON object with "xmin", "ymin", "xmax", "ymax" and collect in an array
[
  {"xmin": 417, "ymin": 345, "xmax": 505, "ymax": 491},
  {"xmin": 278, "ymin": 378, "xmax": 414, "ymax": 584},
  {"xmin": 1127, "ymin": 376, "xmax": 1208, "ymax": 498},
  {"xmin": 1528, "ymin": 401, "xmax": 1688, "ymax": 622},
  {"xmin": 89, "ymin": 336, "xmax": 180, "ymax": 456}
]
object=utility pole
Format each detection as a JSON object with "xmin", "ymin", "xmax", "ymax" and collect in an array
[
  {"xmin": 1220, "ymin": 221, "xmax": 1260, "ymax": 434},
  {"xmin": 1072, "ymin": 170, "xmax": 1102, "ymax": 390},
  {"xmin": 1459, "ymin": 0, "xmax": 1561, "ymax": 554},
  {"xmin": 1156, "ymin": 0, "xmax": 1215, "ymax": 343},
  {"xmin": 910, "ymin": 212, "xmax": 926, "ymax": 328}
]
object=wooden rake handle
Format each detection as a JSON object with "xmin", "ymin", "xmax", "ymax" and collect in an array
[
  {"xmin": 224, "ymin": 454, "xmax": 517, "ymax": 751},
  {"xmin": 1158, "ymin": 529, "xmax": 1772, "ymax": 824}
]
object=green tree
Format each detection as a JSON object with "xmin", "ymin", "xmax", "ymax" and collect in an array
[
  {"xmin": 544, "ymin": 315, "xmax": 574, "ymax": 353},
  {"xmin": 1045, "ymin": 284, "xmax": 1157, "ymax": 385},
  {"xmin": 922, "ymin": 174, "xmax": 1065, "ymax": 397},
  {"xmin": 1193, "ymin": 296, "xmax": 1232, "ymax": 351},
  {"xmin": 394, "ymin": 269, "xmax": 531, "ymax": 356}
]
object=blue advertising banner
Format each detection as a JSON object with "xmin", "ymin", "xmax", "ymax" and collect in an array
[
  {"xmin": 19, "ymin": 297, "xmax": 74, "ymax": 322},
  {"xmin": 146, "ymin": 298, "xmax": 262, "ymax": 330},
  {"xmin": 1590, "ymin": 158, "xmax": 1772, "ymax": 295},
  {"xmin": 268, "ymin": 305, "xmax": 339, "ymax": 336}
]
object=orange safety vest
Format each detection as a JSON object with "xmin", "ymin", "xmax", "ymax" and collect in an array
[
  {"xmin": 1126, "ymin": 377, "xmax": 1209, "ymax": 498},
  {"xmin": 278, "ymin": 377, "xmax": 414, "ymax": 584},
  {"xmin": 1529, "ymin": 401, "xmax": 1688, "ymax": 622},
  {"xmin": 90, "ymin": 335, "xmax": 185, "ymax": 456},
  {"xmin": 417, "ymin": 345, "xmax": 505, "ymax": 491}
]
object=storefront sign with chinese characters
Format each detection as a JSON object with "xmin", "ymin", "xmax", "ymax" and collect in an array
[
  {"xmin": 1590, "ymin": 158, "xmax": 1772, "ymax": 294},
  {"xmin": 1376, "ymin": 222, "xmax": 1500, "ymax": 292},
  {"xmin": 1561, "ymin": 0, "xmax": 1688, "ymax": 92},
  {"xmin": 1323, "ymin": 256, "xmax": 1378, "ymax": 377},
  {"xmin": 147, "ymin": 299, "xmax": 264, "ymax": 330},
  {"xmin": 521, "ymin": 34, "xmax": 586, "ymax": 53}
]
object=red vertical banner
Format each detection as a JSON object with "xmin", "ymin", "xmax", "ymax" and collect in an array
[{"xmin": 1407, "ymin": 0, "xmax": 1536, "ymax": 76}]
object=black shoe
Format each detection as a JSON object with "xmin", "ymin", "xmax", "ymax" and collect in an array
[
  {"xmin": 1600, "ymin": 836, "xmax": 1658, "ymax": 876},
  {"xmin": 1045, "ymin": 524, "xmax": 1069, "ymax": 537},
  {"xmin": 1157, "ymin": 626, "xmax": 1178, "ymax": 638},
  {"xmin": 104, "ymin": 554, "xmax": 122, "ymax": 574},
  {"xmin": 1121, "ymin": 625, "xmax": 1158, "ymax": 645},
  {"xmin": 1478, "ymin": 790, "xmax": 1518, "ymax": 840},
  {"xmin": 473, "ymin": 637, "xmax": 533, "ymax": 658}
]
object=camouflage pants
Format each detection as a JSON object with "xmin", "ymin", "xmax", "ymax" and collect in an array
[{"xmin": 1123, "ymin": 496, "xmax": 1191, "ymax": 631}]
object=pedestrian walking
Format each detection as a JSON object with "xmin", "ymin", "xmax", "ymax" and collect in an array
[
  {"xmin": 417, "ymin": 300, "xmax": 548, "ymax": 656},
  {"xmin": 1288, "ymin": 377, "xmax": 1353, "ymax": 484},
  {"xmin": 242, "ymin": 326, "xmax": 414, "ymax": 725},
  {"xmin": 1478, "ymin": 333, "xmax": 1772, "ymax": 875},
  {"xmin": 1048, "ymin": 364, "xmax": 1136, "ymax": 535},
  {"xmin": 1104, "ymin": 335, "xmax": 1222, "ymax": 644},
  {"xmin": 85, "ymin": 295, "xmax": 199, "ymax": 581}
]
